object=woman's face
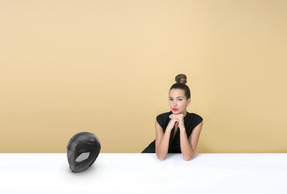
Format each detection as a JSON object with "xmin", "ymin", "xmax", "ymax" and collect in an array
[{"xmin": 169, "ymin": 89, "xmax": 191, "ymax": 115}]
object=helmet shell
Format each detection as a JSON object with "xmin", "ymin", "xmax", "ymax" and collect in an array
[{"xmin": 67, "ymin": 132, "xmax": 101, "ymax": 172}]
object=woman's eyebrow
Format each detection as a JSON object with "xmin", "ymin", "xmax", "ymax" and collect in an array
[{"xmin": 169, "ymin": 96, "xmax": 184, "ymax": 99}]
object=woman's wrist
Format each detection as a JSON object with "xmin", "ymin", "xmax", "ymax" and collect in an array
[
  {"xmin": 179, "ymin": 126, "xmax": 186, "ymax": 131},
  {"xmin": 165, "ymin": 127, "xmax": 173, "ymax": 133}
]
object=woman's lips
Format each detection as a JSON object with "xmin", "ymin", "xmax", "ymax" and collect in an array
[{"xmin": 172, "ymin": 108, "xmax": 178, "ymax": 111}]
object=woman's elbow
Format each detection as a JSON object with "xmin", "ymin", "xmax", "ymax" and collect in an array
[
  {"xmin": 157, "ymin": 156, "xmax": 165, "ymax": 161},
  {"xmin": 183, "ymin": 152, "xmax": 195, "ymax": 161},
  {"xmin": 156, "ymin": 151, "xmax": 166, "ymax": 161},
  {"xmin": 183, "ymin": 156, "xmax": 192, "ymax": 161}
]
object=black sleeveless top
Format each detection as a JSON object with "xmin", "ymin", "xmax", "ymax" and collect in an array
[{"xmin": 142, "ymin": 111, "xmax": 203, "ymax": 153}]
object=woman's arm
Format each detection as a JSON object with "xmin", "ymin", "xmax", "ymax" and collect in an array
[
  {"xmin": 180, "ymin": 121, "xmax": 203, "ymax": 161},
  {"xmin": 155, "ymin": 119, "xmax": 175, "ymax": 160}
]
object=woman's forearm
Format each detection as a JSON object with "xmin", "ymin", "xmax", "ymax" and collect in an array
[
  {"xmin": 180, "ymin": 128, "xmax": 195, "ymax": 161},
  {"xmin": 156, "ymin": 129, "xmax": 171, "ymax": 160}
]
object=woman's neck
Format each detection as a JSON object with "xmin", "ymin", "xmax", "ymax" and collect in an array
[{"xmin": 183, "ymin": 110, "xmax": 187, "ymax": 117}]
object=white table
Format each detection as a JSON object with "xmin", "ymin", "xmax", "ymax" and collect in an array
[{"xmin": 0, "ymin": 153, "xmax": 286, "ymax": 194}]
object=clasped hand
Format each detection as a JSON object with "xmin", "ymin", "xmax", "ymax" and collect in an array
[{"xmin": 167, "ymin": 114, "xmax": 185, "ymax": 131}]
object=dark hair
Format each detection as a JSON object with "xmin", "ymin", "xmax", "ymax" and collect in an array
[{"xmin": 169, "ymin": 74, "xmax": 191, "ymax": 99}]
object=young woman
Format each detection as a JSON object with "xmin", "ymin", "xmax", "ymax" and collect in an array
[{"xmin": 142, "ymin": 74, "xmax": 204, "ymax": 161}]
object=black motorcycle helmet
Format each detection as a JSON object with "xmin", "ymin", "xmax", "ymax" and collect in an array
[{"xmin": 67, "ymin": 132, "xmax": 101, "ymax": 173}]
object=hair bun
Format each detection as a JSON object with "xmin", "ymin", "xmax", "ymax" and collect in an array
[{"xmin": 175, "ymin": 74, "xmax": 187, "ymax": 84}]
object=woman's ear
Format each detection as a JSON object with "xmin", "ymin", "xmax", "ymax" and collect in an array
[{"xmin": 187, "ymin": 98, "xmax": 191, "ymax": 106}]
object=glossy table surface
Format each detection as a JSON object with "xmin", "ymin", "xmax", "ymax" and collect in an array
[{"xmin": 0, "ymin": 153, "xmax": 286, "ymax": 194}]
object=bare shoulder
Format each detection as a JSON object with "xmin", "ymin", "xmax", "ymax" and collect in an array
[
  {"xmin": 189, "ymin": 120, "xmax": 204, "ymax": 151},
  {"xmin": 155, "ymin": 119, "xmax": 163, "ymax": 131},
  {"xmin": 193, "ymin": 120, "xmax": 203, "ymax": 132}
]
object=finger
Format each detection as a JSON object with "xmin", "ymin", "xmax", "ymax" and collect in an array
[
  {"xmin": 172, "ymin": 119, "xmax": 179, "ymax": 125},
  {"xmin": 173, "ymin": 118, "xmax": 180, "ymax": 122},
  {"xmin": 170, "ymin": 116, "xmax": 178, "ymax": 120}
]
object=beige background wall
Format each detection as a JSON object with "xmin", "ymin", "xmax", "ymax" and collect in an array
[{"xmin": 0, "ymin": 0, "xmax": 286, "ymax": 153}]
